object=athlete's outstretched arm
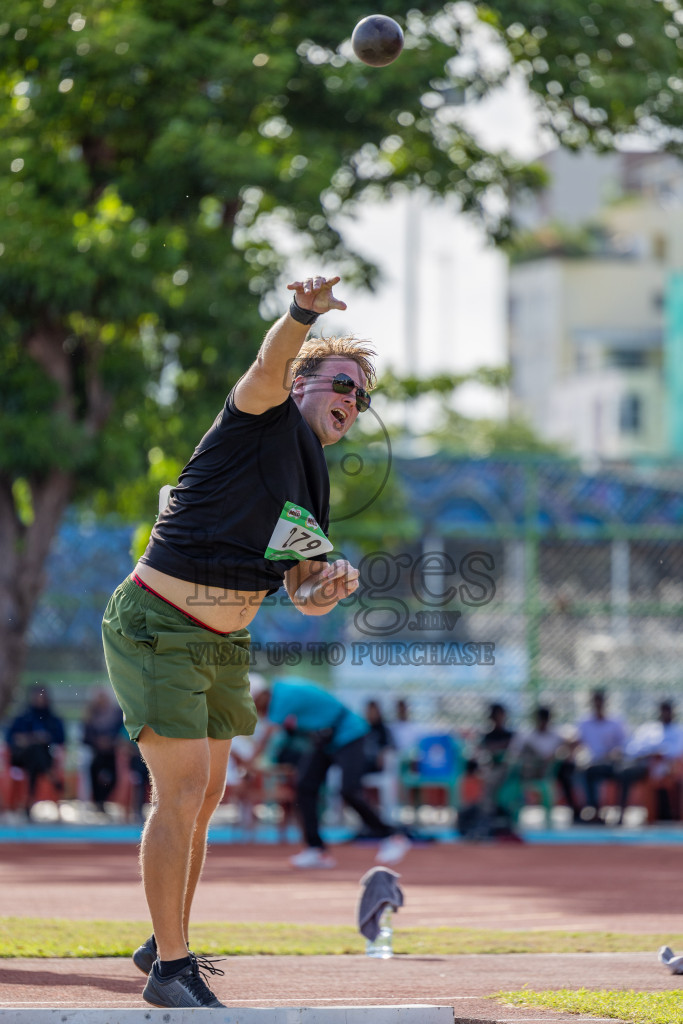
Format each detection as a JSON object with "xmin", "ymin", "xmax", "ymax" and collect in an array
[{"xmin": 233, "ymin": 275, "xmax": 347, "ymax": 415}]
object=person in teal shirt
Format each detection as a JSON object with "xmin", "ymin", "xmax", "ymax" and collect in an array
[{"xmin": 251, "ymin": 677, "xmax": 410, "ymax": 869}]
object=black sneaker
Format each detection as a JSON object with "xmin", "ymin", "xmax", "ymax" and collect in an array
[
  {"xmin": 132, "ymin": 935, "xmax": 156, "ymax": 975},
  {"xmin": 142, "ymin": 953, "xmax": 226, "ymax": 1008}
]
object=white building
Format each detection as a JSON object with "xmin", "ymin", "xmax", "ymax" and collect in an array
[{"xmin": 508, "ymin": 150, "xmax": 683, "ymax": 460}]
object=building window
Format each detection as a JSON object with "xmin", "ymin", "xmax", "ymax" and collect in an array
[
  {"xmin": 619, "ymin": 393, "xmax": 642, "ymax": 434},
  {"xmin": 653, "ymin": 235, "xmax": 667, "ymax": 262},
  {"xmin": 608, "ymin": 349, "xmax": 647, "ymax": 368}
]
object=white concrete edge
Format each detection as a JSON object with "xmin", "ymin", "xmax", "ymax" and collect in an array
[{"xmin": 0, "ymin": 1007, "xmax": 455, "ymax": 1024}]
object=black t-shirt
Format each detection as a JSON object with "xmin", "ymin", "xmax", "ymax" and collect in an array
[
  {"xmin": 480, "ymin": 725, "xmax": 515, "ymax": 764},
  {"xmin": 139, "ymin": 390, "xmax": 330, "ymax": 592}
]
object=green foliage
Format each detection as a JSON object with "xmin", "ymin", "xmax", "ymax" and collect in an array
[
  {"xmin": 505, "ymin": 221, "xmax": 610, "ymax": 263},
  {"xmin": 2, "ymin": 917, "xmax": 682, "ymax": 958},
  {"xmin": 482, "ymin": 0, "xmax": 683, "ymax": 153},
  {"xmin": 326, "ymin": 432, "xmax": 422, "ymax": 549},
  {"xmin": 130, "ymin": 519, "xmax": 154, "ymax": 562},
  {"xmin": 427, "ymin": 408, "xmax": 567, "ymax": 456},
  {"xmin": 373, "ymin": 369, "xmax": 563, "ymax": 457},
  {"xmin": 0, "ymin": 0, "xmax": 550, "ymax": 525},
  {"xmin": 378, "ymin": 366, "xmax": 512, "ymax": 401},
  {"xmin": 501, "ymin": 988, "xmax": 683, "ymax": 1024},
  {"xmin": 1, "ymin": 0, "xmax": 681, "ymax": 713},
  {"xmin": 1, "ymin": 0, "xmax": 679, "ymax": 511}
]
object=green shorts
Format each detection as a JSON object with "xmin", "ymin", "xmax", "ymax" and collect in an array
[{"xmin": 101, "ymin": 576, "xmax": 257, "ymax": 742}]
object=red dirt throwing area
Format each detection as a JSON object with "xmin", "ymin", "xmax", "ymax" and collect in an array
[{"xmin": 2, "ymin": 840, "xmax": 683, "ymax": 1021}]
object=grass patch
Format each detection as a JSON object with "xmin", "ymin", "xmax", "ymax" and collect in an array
[
  {"xmin": 2, "ymin": 918, "xmax": 683, "ymax": 959},
  {"xmin": 500, "ymin": 988, "xmax": 683, "ymax": 1023}
]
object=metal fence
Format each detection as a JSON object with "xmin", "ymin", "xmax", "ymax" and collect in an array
[
  {"xmin": 328, "ymin": 457, "xmax": 683, "ymax": 734},
  {"xmin": 23, "ymin": 457, "xmax": 683, "ymax": 736}
]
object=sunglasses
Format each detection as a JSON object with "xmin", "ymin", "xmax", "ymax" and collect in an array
[{"xmin": 306, "ymin": 373, "xmax": 371, "ymax": 413}]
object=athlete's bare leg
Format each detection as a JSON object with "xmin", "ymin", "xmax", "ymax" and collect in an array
[
  {"xmin": 182, "ymin": 737, "xmax": 231, "ymax": 939},
  {"xmin": 137, "ymin": 728, "xmax": 220, "ymax": 961}
]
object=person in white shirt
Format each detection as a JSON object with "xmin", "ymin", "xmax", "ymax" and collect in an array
[
  {"xmin": 505, "ymin": 706, "xmax": 581, "ymax": 822},
  {"xmin": 507, "ymin": 706, "xmax": 565, "ymax": 769},
  {"xmin": 625, "ymin": 700, "xmax": 683, "ymax": 765},
  {"xmin": 575, "ymin": 689, "xmax": 628, "ymax": 822},
  {"xmin": 389, "ymin": 698, "xmax": 428, "ymax": 755},
  {"xmin": 621, "ymin": 700, "xmax": 683, "ymax": 821}
]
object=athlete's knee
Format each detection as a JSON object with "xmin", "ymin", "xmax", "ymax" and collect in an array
[
  {"xmin": 155, "ymin": 764, "xmax": 211, "ymax": 815},
  {"xmin": 202, "ymin": 777, "xmax": 227, "ymax": 812}
]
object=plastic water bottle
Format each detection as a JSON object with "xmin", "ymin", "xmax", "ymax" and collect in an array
[{"xmin": 365, "ymin": 907, "xmax": 393, "ymax": 959}]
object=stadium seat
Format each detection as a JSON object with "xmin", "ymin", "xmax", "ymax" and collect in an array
[{"xmin": 399, "ymin": 733, "xmax": 464, "ymax": 809}]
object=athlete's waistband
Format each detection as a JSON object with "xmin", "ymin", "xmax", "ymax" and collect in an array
[{"xmin": 130, "ymin": 573, "xmax": 246, "ymax": 637}]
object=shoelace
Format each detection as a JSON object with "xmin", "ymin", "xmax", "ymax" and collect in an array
[
  {"xmin": 181, "ymin": 954, "xmax": 226, "ymax": 1004},
  {"xmin": 191, "ymin": 953, "xmax": 226, "ymax": 978}
]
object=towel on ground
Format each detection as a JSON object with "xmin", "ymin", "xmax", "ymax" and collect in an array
[{"xmin": 357, "ymin": 865, "xmax": 404, "ymax": 941}]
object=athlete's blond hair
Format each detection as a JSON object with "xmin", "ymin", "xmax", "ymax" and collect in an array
[{"xmin": 291, "ymin": 336, "xmax": 377, "ymax": 390}]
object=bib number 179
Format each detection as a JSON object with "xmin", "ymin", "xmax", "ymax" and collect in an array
[
  {"xmin": 264, "ymin": 501, "xmax": 334, "ymax": 562},
  {"xmin": 281, "ymin": 526, "xmax": 323, "ymax": 554}
]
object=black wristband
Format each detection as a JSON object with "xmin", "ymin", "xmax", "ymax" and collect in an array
[{"xmin": 289, "ymin": 297, "xmax": 320, "ymax": 325}]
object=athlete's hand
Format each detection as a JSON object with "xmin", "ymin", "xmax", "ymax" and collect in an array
[
  {"xmin": 287, "ymin": 275, "xmax": 347, "ymax": 314},
  {"xmin": 287, "ymin": 558, "xmax": 358, "ymax": 616},
  {"xmin": 310, "ymin": 559, "xmax": 359, "ymax": 603}
]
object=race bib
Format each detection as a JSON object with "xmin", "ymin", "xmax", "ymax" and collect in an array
[{"xmin": 264, "ymin": 501, "xmax": 333, "ymax": 562}]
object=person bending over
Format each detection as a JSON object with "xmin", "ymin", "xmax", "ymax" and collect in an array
[{"xmin": 250, "ymin": 678, "xmax": 410, "ymax": 869}]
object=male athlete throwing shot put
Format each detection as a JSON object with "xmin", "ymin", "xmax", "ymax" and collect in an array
[{"xmin": 102, "ymin": 275, "xmax": 376, "ymax": 1008}]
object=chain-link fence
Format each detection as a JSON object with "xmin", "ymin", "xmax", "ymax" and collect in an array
[
  {"xmin": 23, "ymin": 458, "xmax": 683, "ymax": 737},
  {"xmin": 327, "ymin": 458, "xmax": 683, "ymax": 735}
]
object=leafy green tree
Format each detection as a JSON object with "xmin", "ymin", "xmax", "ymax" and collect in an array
[
  {"xmin": 1, "ymin": 0, "xmax": 681, "ymax": 714},
  {"xmin": 504, "ymin": 222, "xmax": 609, "ymax": 263},
  {"xmin": 485, "ymin": 0, "xmax": 683, "ymax": 152},
  {"xmin": 373, "ymin": 369, "xmax": 566, "ymax": 459}
]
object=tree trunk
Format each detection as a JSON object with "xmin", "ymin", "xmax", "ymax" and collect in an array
[
  {"xmin": 0, "ymin": 470, "xmax": 73, "ymax": 719},
  {"xmin": 0, "ymin": 318, "xmax": 107, "ymax": 718}
]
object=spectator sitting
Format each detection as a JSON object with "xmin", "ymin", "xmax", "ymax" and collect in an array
[
  {"xmin": 575, "ymin": 688, "xmax": 628, "ymax": 823},
  {"xmin": 358, "ymin": 699, "xmax": 399, "ymax": 828},
  {"xmin": 225, "ymin": 733, "xmax": 264, "ymax": 830},
  {"xmin": 504, "ymin": 706, "xmax": 581, "ymax": 823},
  {"xmin": 81, "ymin": 689, "xmax": 124, "ymax": 812},
  {"xmin": 5, "ymin": 683, "xmax": 66, "ymax": 819},
  {"xmin": 478, "ymin": 702, "xmax": 515, "ymax": 826},
  {"xmin": 362, "ymin": 700, "xmax": 394, "ymax": 775},
  {"xmin": 481, "ymin": 701, "xmax": 515, "ymax": 756},
  {"xmin": 224, "ymin": 681, "xmax": 300, "ymax": 833},
  {"xmin": 457, "ymin": 757, "xmax": 488, "ymax": 840},
  {"xmin": 618, "ymin": 700, "xmax": 683, "ymax": 823},
  {"xmin": 127, "ymin": 741, "xmax": 151, "ymax": 824},
  {"xmin": 389, "ymin": 697, "xmax": 426, "ymax": 756}
]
